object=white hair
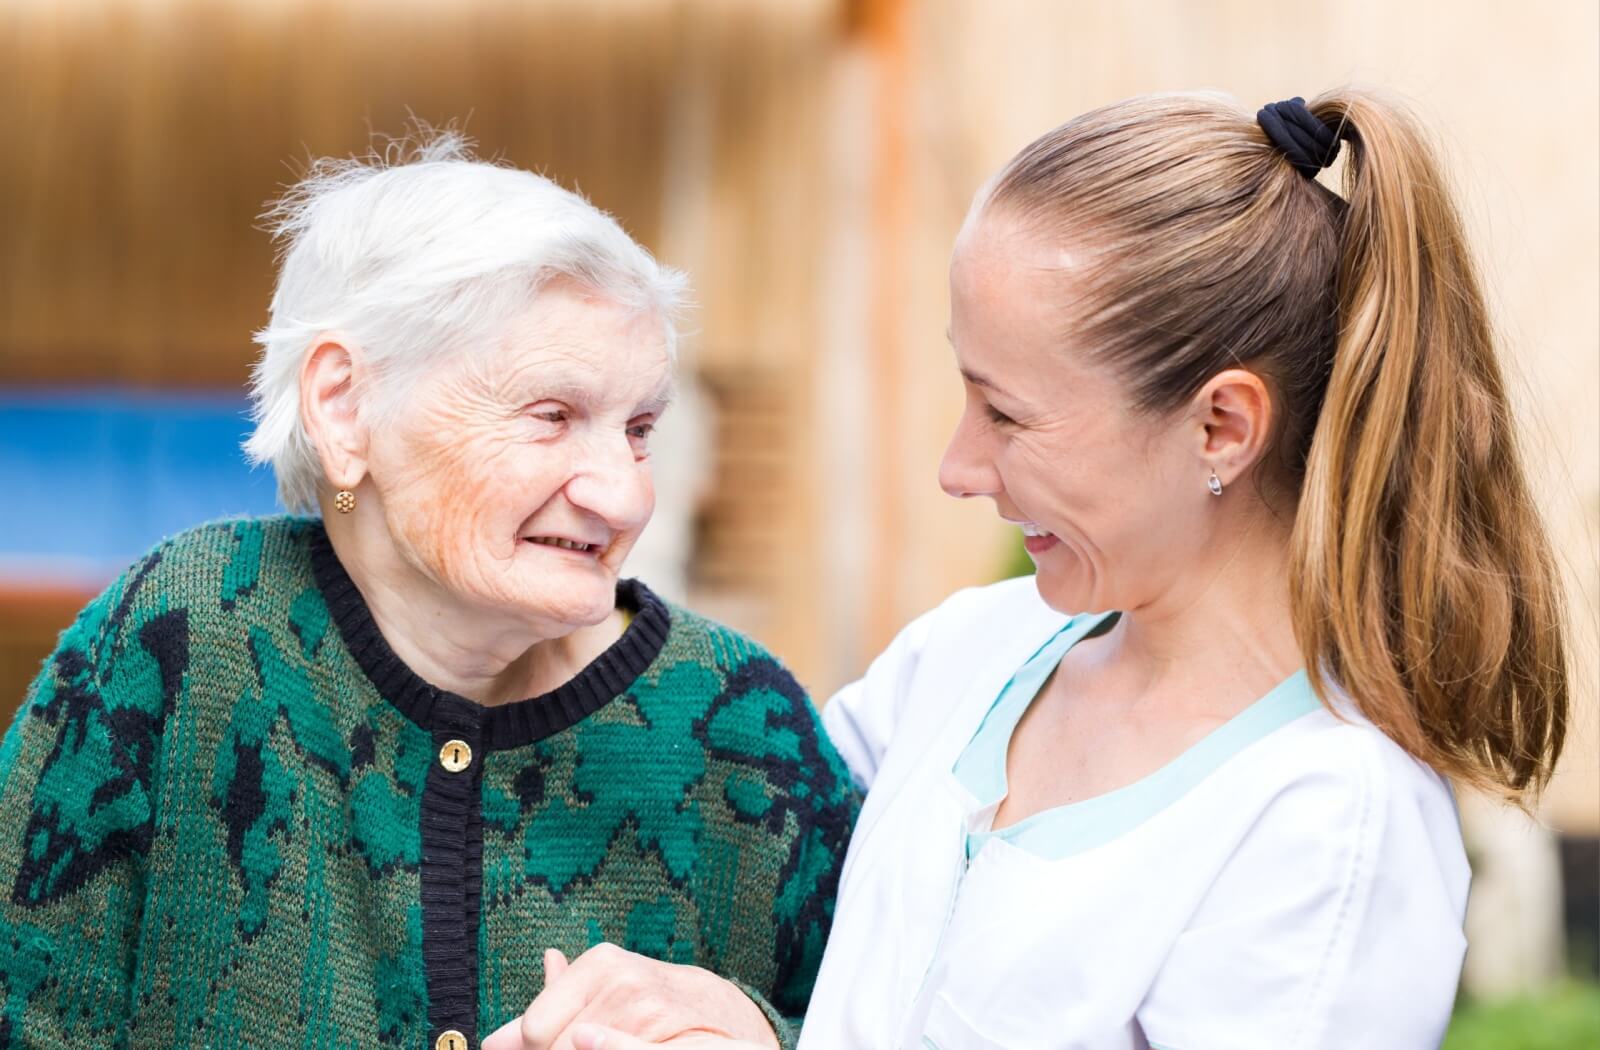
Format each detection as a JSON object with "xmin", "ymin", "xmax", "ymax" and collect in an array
[{"xmin": 243, "ymin": 131, "xmax": 688, "ymax": 512}]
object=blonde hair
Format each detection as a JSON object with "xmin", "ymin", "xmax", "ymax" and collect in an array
[{"xmin": 986, "ymin": 89, "xmax": 1568, "ymax": 801}]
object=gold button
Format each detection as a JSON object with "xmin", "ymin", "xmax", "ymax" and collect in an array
[
  {"xmin": 439, "ymin": 740, "xmax": 472, "ymax": 773},
  {"xmin": 435, "ymin": 1031, "xmax": 468, "ymax": 1050}
]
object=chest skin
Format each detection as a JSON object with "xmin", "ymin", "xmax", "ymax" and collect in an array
[{"xmin": 992, "ymin": 654, "xmax": 1235, "ymax": 832}]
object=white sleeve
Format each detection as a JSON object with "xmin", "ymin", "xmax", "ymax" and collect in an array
[
  {"xmin": 819, "ymin": 605, "xmax": 940, "ymax": 793},
  {"xmin": 1138, "ymin": 739, "xmax": 1468, "ymax": 1050}
]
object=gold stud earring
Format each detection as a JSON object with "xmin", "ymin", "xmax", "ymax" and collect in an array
[
  {"xmin": 334, "ymin": 490, "xmax": 356, "ymax": 514},
  {"xmin": 1207, "ymin": 471, "xmax": 1224, "ymax": 497}
]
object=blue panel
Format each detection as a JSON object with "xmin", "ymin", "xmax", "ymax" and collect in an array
[{"xmin": 0, "ymin": 388, "xmax": 284, "ymax": 586}]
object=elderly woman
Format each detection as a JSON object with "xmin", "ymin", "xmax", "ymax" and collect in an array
[
  {"xmin": 504, "ymin": 90, "xmax": 1571, "ymax": 1050},
  {"xmin": 0, "ymin": 138, "xmax": 856, "ymax": 1048}
]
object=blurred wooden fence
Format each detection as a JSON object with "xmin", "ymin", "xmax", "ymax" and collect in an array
[
  {"xmin": 0, "ymin": 0, "xmax": 850, "ymax": 709},
  {"xmin": 0, "ymin": 0, "xmax": 839, "ymax": 387}
]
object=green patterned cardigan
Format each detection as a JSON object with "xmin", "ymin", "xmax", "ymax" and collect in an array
[{"xmin": 0, "ymin": 517, "xmax": 859, "ymax": 1048}]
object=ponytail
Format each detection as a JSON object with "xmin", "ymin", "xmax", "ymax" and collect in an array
[
  {"xmin": 986, "ymin": 89, "xmax": 1569, "ymax": 801},
  {"xmin": 1290, "ymin": 91, "xmax": 1568, "ymax": 801}
]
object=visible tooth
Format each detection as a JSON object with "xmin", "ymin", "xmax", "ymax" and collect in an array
[{"xmin": 529, "ymin": 536, "xmax": 598, "ymax": 551}]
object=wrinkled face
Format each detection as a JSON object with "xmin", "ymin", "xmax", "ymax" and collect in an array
[
  {"xmin": 941, "ymin": 209, "xmax": 1209, "ymax": 615},
  {"xmin": 363, "ymin": 281, "xmax": 671, "ymax": 634}
]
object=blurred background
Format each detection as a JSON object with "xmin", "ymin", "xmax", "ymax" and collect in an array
[{"xmin": 1, "ymin": 0, "xmax": 1595, "ymax": 1042}]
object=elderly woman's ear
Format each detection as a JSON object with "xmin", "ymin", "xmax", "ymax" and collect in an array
[{"xmin": 298, "ymin": 335, "xmax": 371, "ymax": 500}]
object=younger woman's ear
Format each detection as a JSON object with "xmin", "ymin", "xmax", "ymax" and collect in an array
[
  {"xmin": 299, "ymin": 335, "xmax": 369, "ymax": 491},
  {"xmin": 1194, "ymin": 368, "xmax": 1274, "ymax": 486}
]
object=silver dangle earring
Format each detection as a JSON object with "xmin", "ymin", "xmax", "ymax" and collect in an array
[{"xmin": 1207, "ymin": 471, "xmax": 1224, "ymax": 497}]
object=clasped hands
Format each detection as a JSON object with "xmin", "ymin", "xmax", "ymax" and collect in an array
[{"xmin": 482, "ymin": 943, "xmax": 779, "ymax": 1050}]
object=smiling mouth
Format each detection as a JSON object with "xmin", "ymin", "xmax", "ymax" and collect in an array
[
  {"xmin": 1002, "ymin": 516, "xmax": 1054, "ymax": 540},
  {"xmin": 525, "ymin": 536, "xmax": 602, "ymax": 554}
]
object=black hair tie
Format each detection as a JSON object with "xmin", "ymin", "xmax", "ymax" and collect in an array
[{"xmin": 1256, "ymin": 96, "xmax": 1341, "ymax": 178}]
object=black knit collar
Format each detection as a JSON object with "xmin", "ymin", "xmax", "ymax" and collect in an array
[{"xmin": 307, "ymin": 523, "xmax": 671, "ymax": 750}]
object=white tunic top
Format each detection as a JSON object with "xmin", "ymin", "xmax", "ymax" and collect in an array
[{"xmin": 800, "ymin": 577, "xmax": 1469, "ymax": 1050}]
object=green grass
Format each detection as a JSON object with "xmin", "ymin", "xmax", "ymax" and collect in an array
[{"xmin": 1444, "ymin": 983, "xmax": 1600, "ymax": 1050}]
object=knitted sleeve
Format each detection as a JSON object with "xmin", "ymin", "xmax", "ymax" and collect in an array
[
  {"xmin": 0, "ymin": 553, "xmax": 179, "ymax": 1046},
  {"xmin": 696, "ymin": 642, "xmax": 863, "ymax": 1044}
]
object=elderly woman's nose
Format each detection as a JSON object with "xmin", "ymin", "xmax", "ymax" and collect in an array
[{"xmin": 564, "ymin": 432, "xmax": 653, "ymax": 527}]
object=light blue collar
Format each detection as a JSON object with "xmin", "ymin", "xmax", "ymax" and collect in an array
[{"xmin": 953, "ymin": 612, "xmax": 1320, "ymax": 861}]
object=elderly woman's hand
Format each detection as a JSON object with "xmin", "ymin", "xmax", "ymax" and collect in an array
[{"xmin": 482, "ymin": 945, "xmax": 781, "ymax": 1050}]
